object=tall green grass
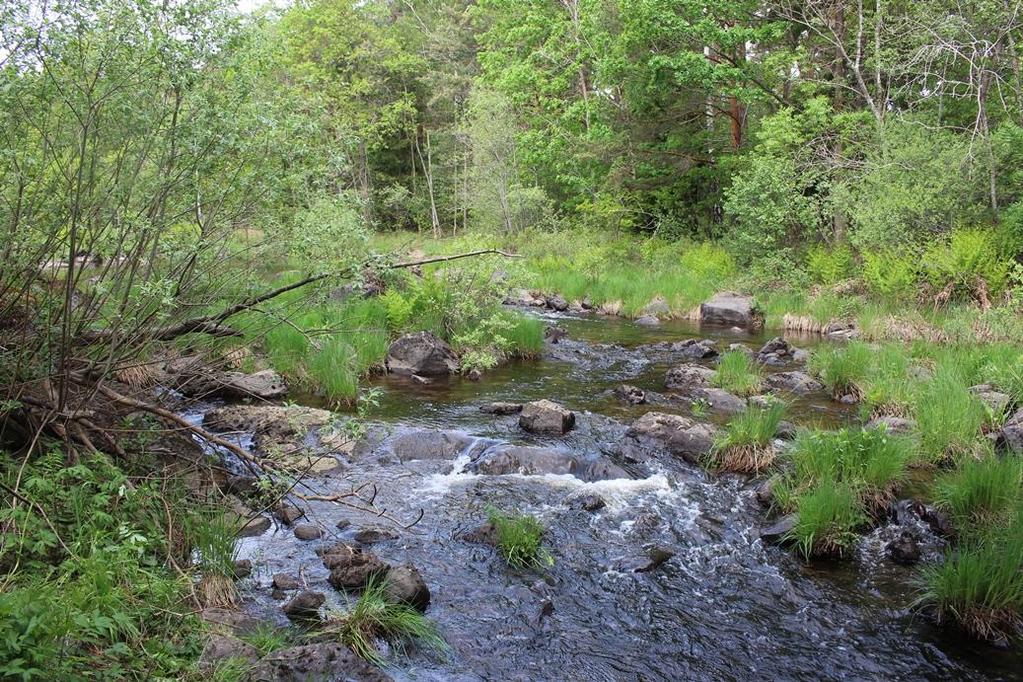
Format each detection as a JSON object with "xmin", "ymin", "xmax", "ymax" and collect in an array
[
  {"xmin": 787, "ymin": 478, "xmax": 865, "ymax": 559},
  {"xmin": 914, "ymin": 369, "xmax": 987, "ymax": 463},
  {"xmin": 709, "ymin": 403, "xmax": 785, "ymax": 474},
  {"xmin": 325, "ymin": 578, "xmax": 446, "ymax": 664},
  {"xmin": 934, "ymin": 455, "xmax": 1022, "ymax": 528},
  {"xmin": 713, "ymin": 350, "xmax": 763, "ymax": 396},
  {"xmin": 487, "ymin": 507, "xmax": 554, "ymax": 570},
  {"xmin": 920, "ymin": 509, "xmax": 1023, "ymax": 641},
  {"xmin": 809, "ymin": 341, "xmax": 873, "ymax": 400}
]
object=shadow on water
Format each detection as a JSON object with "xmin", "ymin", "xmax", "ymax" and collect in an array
[{"xmin": 236, "ymin": 311, "xmax": 1023, "ymax": 681}]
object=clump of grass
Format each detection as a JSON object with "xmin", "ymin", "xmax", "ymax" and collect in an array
[
  {"xmin": 487, "ymin": 507, "xmax": 554, "ymax": 570},
  {"xmin": 709, "ymin": 402, "xmax": 785, "ymax": 474},
  {"xmin": 919, "ymin": 512, "xmax": 1023, "ymax": 641},
  {"xmin": 786, "ymin": 478, "xmax": 865, "ymax": 559},
  {"xmin": 308, "ymin": 337, "xmax": 361, "ymax": 405},
  {"xmin": 784, "ymin": 427, "xmax": 914, "ymax": 515},
  {"xmin": 915, "ymin": 369, "xmax": 987, "ymax": 463},
  {"xmin": 324, "ymin": 578, "xmax": 446, "ymax": 664},
  {"xmin": 503, "ymin": 313, "xmax": 545, "ymax": 358},
  {"xmin": 240, "ymin": 623, "xmax": 294, "ymax": 655},
  {"xmin": 933, "ymin": 455, "xmax": 1022, "ymax": 528},
  {"xmin": 190, "ymin": 509, "xmax": 239, "ymax": 608},
  {"xmin": 809, "ymin": 341, "xmax": 872, "ymax": 401},
  {"xmin": 713, "ymin": 350, "xmax": 763, "ymax": 397},
  {"xmin": 859, "ymin": 345, "xmax": 915, "ymax": 418}
]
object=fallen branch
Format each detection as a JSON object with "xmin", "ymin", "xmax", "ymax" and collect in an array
[{"xmin": 78, "ymin": 249, "xmax": 519, "ymax": 344}]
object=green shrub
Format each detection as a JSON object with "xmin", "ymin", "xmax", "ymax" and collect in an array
[
  {"xmin": 862, "ymin": 251, "xmax": 918, "ymax": 300},
  {"xmin": 922, "ymin": 228, "xmax": 1011, "ymax": 299},
  {"xmin": 787, "ymin": 478, "xmax": 865, "ymax": 559},
  {"xmin": 325, "ymin": 578, "xmax": 446, "ymax": 664},
  {"xmin": 709, "ymin": 403, "xmax": 785, "ymax": 474},
  {"xmin": 713, "ymin": 350, "xmax": 763, "ymax": 397},
  {"xmin": 487, "ymin": 507, "xmax": 554, "ymax": 570},
  {"xmin": 807, "ymin": 244, "xmax": 856, "ymax": 284},
  {"xmin": 920, "ymin": 511, "xmax": 1023, "ymax": 641},
  {"xmin": 934, "ymin": 456, "xmax": 1022, "ymax": 528},
  {"xmin": 809, "ymin": 341, "xmax": 873, "ymax": 400}
]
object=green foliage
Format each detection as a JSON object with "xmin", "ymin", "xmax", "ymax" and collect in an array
[
  {"xmin": 240, "ymin": 624, "xmax": 295, "ymax": 656},
  {"xmin": 286, "ymin": 194, "xmax": 370, "ymax": 270},
  {"xmin": 486, "ymin": 507, "xmax": 554, "ymax": 570},
  {"xmin": 921, "ymin": 228, "xmax": 1011, "ymax": 299},
  {"xmin": 862, "ymin": 252, "xmax": 919, "ymax": 301},
  {"xmin": 0, "ymin": 450, "xmax": 205, "ymax": 679},
  {"xmin": 712, "ymin": 350, "xmax": 763, "ymax": 397},
  {"xmin": 787, "ymin": 479, "xmax": 866, "ymax": 559},
  {"xmin": 807, "ymin": 244, "xmax": 856, "ymax": 285},
  {"xmin": 934, "ymin": 456, "xmax": 1022, "ymax": 528},
  {"xmin": 326, "ymin": 578, "xmax": 446, "ymax": 664}
]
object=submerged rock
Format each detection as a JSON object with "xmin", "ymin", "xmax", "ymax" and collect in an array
[
  {"xmin": 392, "ymin": 429, "xmax": 473, "ymax": 461},
  {"xmin": 354, "ymin": 526, "xmax": 400, "ymax": 544},
  {"xmin": 765, "ymin": 371, "xmax": 824, "ymax": 394},
  {"xmin": 665, "ymin": 363, "xmax": 715, "ymax": 390},
  {"xmin": 614, "ymin": 384, "xmax": 647, "ymax": 405},
  {"xmin": 249, "ymin": 642, "xmax": 392, "ymax": 682},
  {"xmin": 677, "ymin": 338, "xmax": 718, "ymax": 360},
  {"xmin": 472, "ymin": 444, "xmax": 628, "ymax": 482},
  {"xmin": 566, "ymin": 493, "xmax": 606, "ymax": 512},
  {"xmin": 700, "ymin": 292, "xmax": 764, "ymax": 330},
  {"xmin": 283, "ymin": 590, "xmax": 325, "ymax": 621},
  {"xmin": 545, "ymin": 325, "xmax": 568, "ymax": 343},
  {"xmin": 626, "ymin": 412, "xmax": 717, "ymax": 463},
  {"xmin": 327, "ymin": 550, "xmax": 389, "ymax": 591},
  {"xmin": 272, "ymin": 573, "xmax": 301, "ymax": 591},
  {"xmin": 519, "ymin": 399, "xmax": 576, "ymax": 434},
  {"xmin": 385, "ymin": 331, "xmax": 459, "ymax": 376},
  {"xmin": 383, "ymin": 564, "xmax": 431, "ymax": 612},
  {"xmin": 756, "ymin": 337, "xmax": 808, "ymax": 365},
  {"xmin": 865, "ymin": 415, "xmax": 916, "ymax": 435},
  {"xmin": 480, "ymin": 401, "xmax": 524, "ymax": 415},
  {"xmin": 635, "ymin": 314, "xmax": 661, "ymax": 327},
  {"xmin": 690, "ymin": 387, "xmax": 746, "ymax": 414},
  {"xmin": 886, "ymin": 531, "xmax": 922, "ymax": 565},
  {"xmin": 760, "ymin": 514, "xmax": 797, "ymax": 544}
]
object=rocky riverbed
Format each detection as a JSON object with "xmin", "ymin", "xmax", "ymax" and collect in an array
[{"xmin": 197, "ymin": 308, "xmax": 1023, "ymax": 681}]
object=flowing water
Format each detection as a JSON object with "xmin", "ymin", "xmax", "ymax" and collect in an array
[{"xmin": 231, "ymin": 312, "xmax": 1023, "ymax": 681}]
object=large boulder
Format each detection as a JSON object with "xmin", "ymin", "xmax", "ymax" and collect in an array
[
  {"xmin": 690, "ymin": 387, "xmax": 746, "ymax": 414},
  {"xmin": 249, "ymin": 643, "xmax": 392, "ymax": 682},
  {"xmin": 665, "ymin": 363, "xmax": 716, "ymax": 391},
  {"xmin": 385, "ymin": 331, "xmax": 459, "ymax": 376},
  {"xmin": 626, "ymin": 412, "xmax": 717, "ymax": 463},
  {"xmin": 519, "ymin": 399, "xmax": 575, "ymax": 434},
  {"xmin": 700, "ymin": 292, "xmax": 764, "ymax": 330}
]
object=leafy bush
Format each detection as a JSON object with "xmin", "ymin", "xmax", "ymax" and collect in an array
[
  {"xmin": 807, "ymin": 244, "xmax": 856, "ymax": 285},
  {"xmin": 487, "ymin": 507, "xmax": 554, "ymax": 570},
  {"xmin": 862, "ymin": 251, "xmax": 918, "ymax": 300},
  {"xmin": 287, "ymin": 194, "xmax": 369, "ymax": 269},
  {"xmin": 922, "ymin": 228, "xmax": 1011, "ymax": 299}
]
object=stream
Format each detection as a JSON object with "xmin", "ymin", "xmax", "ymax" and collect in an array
[{"xmin": 227, "ymin": 312, "xmax": 1023, "ymax": 681}]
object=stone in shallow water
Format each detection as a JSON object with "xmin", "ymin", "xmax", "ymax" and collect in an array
[
  {"xmin": 283, "ymin": 590, "xmax": 325, "ymax": 621},
  {"xmin": 383, "ymin": 564, "xmax": 431, "ymax": 612},
  {"xmin": 613, "ymin": 384, "xmax": 647, "ymax": 405},
  {"xmin": 566, "ymin": 494, "xmax": 606, "ymax": 512},
  {"xmin": 392, "ymin": 429, "xmax": 473, "ymax": 461},
  {"xmin": 480, "ymin": 401, "xmax": 523, "ymax": 415},
  {"xmin": 249, "ymin": 642, "xmax": 393, "ymax": 682},
  {"xmin": 293, "ymin": 524, "xmax": 322, "ymax": 541},
  {"xmin": 760, "ymin": 514, "xmax": 797, "ymax": 544},
  {"xmin": 327, "ymin": 551, "xmax": 389, "ymax": 591},
  {"xmin": 385, "ymin": 331, "xmax": 459, "ymax": 376},
  {"xmin": 272, "ymin": 573, "xmax": 301, "ymax": 591},
  {"xmin": 886, "ymin": 531, "xmax": 922, "ymax": 565},
  {"xmin": 765, "ymin": 371, "xmax": 824, "ymax": 394},
  {"xmin": 700, "ymin": 291, "xmax": 764, "ymax": 330},
  {"xmin": 626, "ymin": 412, "xmax": 717, "ymax": 463},
  {"xmin": 635, "ymin": 314, "xmax": 661, "ymax": 327},
  {"xmin": 665, "ymin": 363, "xmax": 715, "ymax": 390},
  {"xmin": 519, "ymin": 399, "xmax": 576, "ymax": 434}
]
